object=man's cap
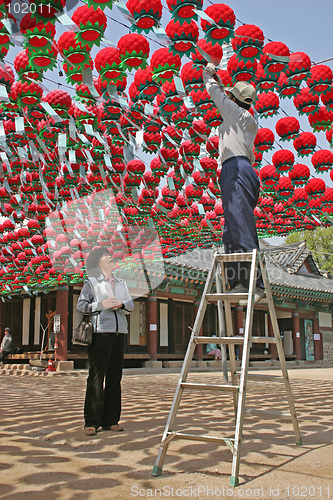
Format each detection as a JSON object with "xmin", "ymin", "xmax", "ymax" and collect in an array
[
  {"xmin": 4, "ymin": 327, "xmax": 10, "ymax": 332},
  {"xmin": 229, "ymin": 81, "xmax": 257, "ymax": 105}
]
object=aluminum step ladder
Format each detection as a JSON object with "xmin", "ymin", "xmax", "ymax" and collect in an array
[{"xmin": 152, "ymin": 249, "xmax": 302, "ymax": 487}]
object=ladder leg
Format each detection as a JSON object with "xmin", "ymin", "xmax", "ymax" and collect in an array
[
  {"xmin": 152, "ymin": 259, "xmax": 218, "ymax": 476},
  {"xmin": 215, "ymin": 264, "xmax": 228, "ymax": 382},
  {"xmin": 259, "ymin": 255, "xmax": 302, "ymax": 446},
  {"xmin": 230, "ymin": 250, "xmax": 258, "ymax": 486}
]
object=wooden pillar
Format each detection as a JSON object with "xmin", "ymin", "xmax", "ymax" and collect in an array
[
  {"xmin": 194, "ymin": 301, "xmax": 203, "ymax": 361},
  {"xmin": 292, "ymin": 311, "xmax": 302, "ymax": 360},
  {"xmin": 235, "ymin": 306, "xmax": 244, "ymax": 359},
  {"xmin": 267, "ymin": 315, "xmax": 277, "ymax": 360},
  {"xmin": 55, "ymin": 286, "xmax": 69, "ymax": 361},
  {"xmin": 147, "ymin": 294, "xmax": 157, "ymax": 361},
  {"xmin": 313, "ymin": 313, "xmax": 323, "ymax": 360}
]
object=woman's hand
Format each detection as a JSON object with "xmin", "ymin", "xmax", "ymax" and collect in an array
[{"xmin": 102, "ymin": 298, "xmax": 123, "ymax": 310}]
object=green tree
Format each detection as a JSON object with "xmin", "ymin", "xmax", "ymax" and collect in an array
[{"xmin": 285, "ymin": 227, "xmax": 333, "ymax": 273}]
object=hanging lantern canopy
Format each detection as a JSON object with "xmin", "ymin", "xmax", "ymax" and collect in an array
[
  {"xmin": 291, "ymin": 187, "xmax": 308, "ymax": 208},
  {"xmin": 172, "ymin": 105, "xmax": 193, "ymax": 129},
  {"xmin": 307, "ymin": 64, "xmax": 333, "ymax": 96},
  {"xmin": 276, "ymin": 175, "xmax": 294, "ymax": 200},
  {"xmin": 71, "ymin": 5, "xmax": 107, "ymax": 49},
  {"xmin": 166, "ymin": 0, "xmax": 202, "ymax": 24},
  {"xmin": 254, "ymin": 128, "xmax": 275, "ymax": 152},
  {"xmin": 254, "ymin": 91, "xmax": 279, "ymax": 118},
  {"xmin": 293, "ymin": 87, "xmax": 320, "ymax": 116},
  {"xmin": 58, "ymin": 30, "xmax": 91, "ymax": 67},
  {"xmin": 201, "ymin": 3, "xmax": 236, "ymax": 45},
  {"xmin": 189, "ymin": 120, "xmax": 210, "ymax": 144},
  {"xmin": 142, "ymin": 131, "xmax": 161, "ymax": 153},
  {"xmin": 285, "ymin": 51, "xmax": 311, "ymax": 83},
  {"xmin": 199, "ymin": 156, "xmax": 218, "ymax": 176},
  {"xmin": 151, "ymin": 48, "xmax": 181, "ymax": 83},
  {"xmin": 185, "ymin": 183, "xmax": 203, "ymax": 202},
  {"xmin": 311, "ymin": 150, "xmax": 333, "ymax": 173},
  {"xmin": 20, "ymin": 13, "xmax": 56, "ymax": 51},
  {"xmin": 288, "ymin": 163, "xmax": 310, "ymax": 186},
  {"xmin": 255, "ymin": 63, "xmax": 276, "ymax": 93},
  {"xmin": 95, "ymin": 47, "xmax": 126, "ymax": 85},
  {"xmin": 43, "ymin": 89, "xmax": 72, "ymax": 118},
  {"xmin": 161, "ymin": 125, "xmax": 182, "ymax": 148},
  {"xmin": 192, "ymin": 171, "xmax": 209, "ymax": 189},
  {"xmin": 308, "ymin": 107, "xmax": 333, "ymax": 132},
  {"xmin": 231, "ymin": 24, "xmax": 264, "ymax": 63},
  {"xmin": 192, "ymin": 38, "xmax": 223, "ymax": 67},
  {"xmin": 127, "ymin": 0, "xmax": 162, "ymax": 34},
  {"xmin": 275, "ymin": 116, "xmax": 300, "ymax": 142},
  {"xmin": 293, "ymin": 132, "xmax": 317, "ymax": 157},
  {"xmin": 260, "ymin": 41, "xmax": 290, "ymax": 79},
  {"xmin": 63, "ymin": 59, "xmax": 94, "ymax": 84},
  {"xmin": 272, "ymin": 149, "xmax": 295, "ymax": 173},
  {"xmin": 203, "ymin": 107, "xmax": 223, "ymax": 128},
  {"xmin": 150, "ymin": 156, "xmax": 168, "ymax": 177},
  {"xmin": 29, "ymin": 43, "xmax": 58, "ymax": 71},
  {"xmin": 228, "ymin": 54, "xmax": 257, "ymax": 84},
  {"xmin": 180, "ymin": 140, "xmax": 200, "ymax": 163},
  {"xmin": 276, "ymin": 72, "xmax": 301, "ymax": 100},
  {"xmin": 76, "ymin": 78, "xmax": 102, "ymax": 105},
  {"xmin": 305, "ymin": 177, "xmax": 326, "ymax": 198},
  {"xmin": 117, "ymin": 33, "xmax": 150, "ymax": 71},
  {"xmin": 165, "ymin": 19, "xmax": 199, "ymax": 57},
  {"xmin": 189, "ymin": 88, "xmax": 211, "ymax": 110},
  {"xmin": 156, "ymin": 91, "xmax": 182, "ymax": 117},
  {"xmin": 15, "ymin": 80, "xmax": 43, "ymax": 108}
]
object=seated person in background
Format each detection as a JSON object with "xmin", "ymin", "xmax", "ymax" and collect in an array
[
  {"xmin": 0, "ymin": 327, "xmax": 13, "ymax": 362},
  {"xmin": 206, "ymin": 335, "xmax": 222, "ymax": 361}
]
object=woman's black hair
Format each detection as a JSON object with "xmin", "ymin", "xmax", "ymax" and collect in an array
[{"xmin": 85, "ymin": 247, "xmax": 109, "ymax": 277}]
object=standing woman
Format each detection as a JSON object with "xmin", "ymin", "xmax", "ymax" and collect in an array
[
  {"xmin": 203, "ymin": 63, "xmax": 264, "ymax": 302},
  {"xmin": 77, "ymin": 247, "xmax": 134, "ymax": 436}
]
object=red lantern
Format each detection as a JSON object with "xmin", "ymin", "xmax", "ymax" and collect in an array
[
  {"xmin": 201, "ymin": 3, "xmax": 235, "ymax": 45},
  {"xmin": 275, "ymin": 116, "xmax": 300, "ymax": 142},
  {"xmin": 288, "ymin": 163, "xmax": 310, "ymax": 186},
  {"xmin": 231, "ymin": 24, "xmax": 264, "ymax": 62},
  {"xmin": 321, "ymin": 89, "xmax": 333, "ymax": 112},
  {"xmin": 15, "ymin": 80, "xmax": 43, "ymax": 108},
  {"xmin": 254, "ymin": 92, "xmax": 279, "ymax": 118},
  {"xmin": 307, "ymin": 64, "xmax": 333, "ymax": 96},
  {"xmin": 286, "ymin": 52, "xmax": 311, "ymax": 83},
  {"xmin": 165, "ymin": 19, "xmax": 199, "ymax": 57},
  {"xmin": 189, "ymin": 120, "xmax": 210, "ymax": 144},
  {"xmin": 134, "ymin": 66, "xmax": 160, "ymax": 100},
  {"xmin": 293, "ymin": 87, "xmax": 319, "ymax": 116},
  {"xmin": 192, "ymin": 38, "xmax": 223, "ymax": 67},
  {"xmin": 44, "ymin": 89, "xmax": 72, "ymax": 117},
  {"xmin": 117, "ymin": 33, "xmax": 150, "ymax": 71},
  {"xmin": 143, "ymin": 131, "xmax": 161, "ymax": 153},
  {"xmin": 203, "ymin": 107, "xmax": 223, "ymax": 128},
  {"xmin": 172, "ymin": 105, "xmax": 194, "ymax": 130},
  {"xmin": 326, "ymin": 128, "xmax": 333, "ymax": 147},
  {"xmin": 293, "ymin": 132, "xmax": 317, "ymax": 157},
  {"xmin": 189, "ymin": 88, "xmax": 211, "ymax": 110},
  {"xmin": 291, "ymin": 187, "xmax": 308, "ymax": 208},
  {"xmin": 305, "ymin": 178, "xmax": 326, "ymax": 198},
  {"xmin": 228, "ymin": 54, "xmax": 257, "ymax": 84},
  {"xmin": 255, "ymin": 63, "xmax": 276, "ymax": 93},
  {"xmin": 260, "ymin": 41, "xmax": 290, "ymax": 79},
  {"xmin": 259, "ymin": 165, "xmax": 280, "ymax": 189},
  {"xmin": 311, "ymin": 150, "xmax": 333, "ymax": 173},
  {"xmin": 181, "ymin": 62, "xmax": 203, "ymax": 91},
  {"xmin": 166, "ymin": 0, "xmax": 203, "ymax": 24},
  {"xmin": 150, "ymin": 48, "xmax": 181, "ymax": 83},
  {"xmin": 161, "ymin": 126, "xmax": 182, "ymax": 148},
  {"xmin": 254, "ymin": 128, "xmax": 275, "ymax": 152},
  {"xmin": 276, "ymin": 176, "xmax": 294, "ymax": 200},
  {"xmin": 95, "ymin": 47, "xmax": 126, "ymax": 85},
  {"xmin": 206, "ymin": 135, "xmax": 219, "ymax": 159},
  {"xmin": 72, "ymin": 5, "xmax": 107, "ymax": 49},
  {"xmin": 127, "ymin": 0, "xmax": 162, "ymax": 33},
  {"xmin": 276, "ymin": 72, "xmax": 301, "ymax": 100},
  {"xmin": 14, "ymin": 49, "xmax": 42, "ymax": 81},
  {"xmin": 180, "ymin": 140, "xmax": 200, "ymax": 162},
  {"xmin": 20, "ymin": 13, "xmax": 55, "ymax": 50},
  {"xmin": 29, "ymin": 44, "xmax": 58, "ymax": 71},
  {"xmin": 308, "ymin": 107, "xmax": 333, "ymax": 132},
  {"xmin": 272, "ymin": 149, "xmax": 295, "ymax": 172}
]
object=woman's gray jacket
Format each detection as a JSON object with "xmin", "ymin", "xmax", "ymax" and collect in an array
[{"xmin": 77, "ymin": 274, "xmax": 134, "ymax": 334}]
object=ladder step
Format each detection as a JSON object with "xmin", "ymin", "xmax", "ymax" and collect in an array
[
  {"xmin": 245, "ymin": 409, "xmax": 292, "ymax": 421},
  {"xmin": 166, "ymin": 431, "xmax": 235, "ymax": 446},
  {"xmin": 194, "ymin": 336, "xmax": 276, "ymax": 345},
  {"xmin": 194, "ymin": 336, "xmax": 245, "ymax": 345},
  {"xmin": 216, "ymin": 252, "xmax": 254, "ymax": 262},
  {"xmin": 244, "ymin": 374, "xmax": 284, "ymax": 382},
  {"xmin": 206, "ymin": 293, "xmax": 248, "ymax": 302},
  {"xmin": 181, "ymin": 382, "xmax": 239, "ymax": 393}
]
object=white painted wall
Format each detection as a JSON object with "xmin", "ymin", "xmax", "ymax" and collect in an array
[{"xmin": 319, "ymin": 312, "xmax": 332, "ymax": 328}]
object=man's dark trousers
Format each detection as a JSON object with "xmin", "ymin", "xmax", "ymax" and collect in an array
[
  {"xmin": 220, "ymin": 155, "xmax": 263, "ymax": 289},
  {"xmin": 84, "ymin": 333, "xmax": 126, "ymax": 429}
]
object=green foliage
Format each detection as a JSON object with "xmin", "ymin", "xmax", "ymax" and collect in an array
[{"xmin": 285, "ymin": 227, "xmax": 333, "ymax": 274}]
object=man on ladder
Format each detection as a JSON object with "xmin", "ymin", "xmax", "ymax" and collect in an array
[{"xmin": 203, "ymin": 63, "xmax": 265, "ymax": 303}]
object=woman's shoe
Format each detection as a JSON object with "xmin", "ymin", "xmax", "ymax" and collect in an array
[{"xmin": 84, "ymin": 426, "xmax": 97, "ymax": 436}]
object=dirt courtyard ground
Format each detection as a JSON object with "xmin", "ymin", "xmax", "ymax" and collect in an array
[{"xmin": 0, "ymin": 367, "xmax": 333, "ymax": 500}]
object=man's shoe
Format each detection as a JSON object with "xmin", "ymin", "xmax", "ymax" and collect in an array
[
  {"xmin": 229, "ymin": 283, "xmax": 248, "ymax": 294},
  {"xmin": 239, "ymin": 287, "xmax": 265, "ymax": 307},
  {"xmin": 103, "ymin": 424, "xmax": 124, "ymax": 432},
  {"xmin": 85, "ymin": 426, "xmax": 97, "ymax": 436}
]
